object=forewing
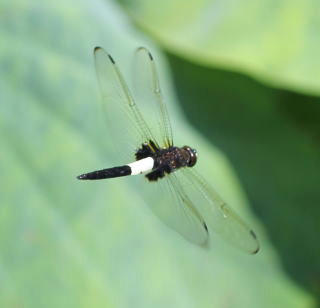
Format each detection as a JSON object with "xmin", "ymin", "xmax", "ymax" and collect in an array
[
  {"xmin": 179, "ymin": 168, "xmax": 260, "ymax": 254},
  {"xmin": 139, "ymin": 173, "xmax": 208, "ymax": 246},
  {"xmin": 132, "ymin": 47, "xmax": 173, "ymax": 148},
  {"xmin": 94, "ymin": 47, "xmax": 156, "ymax": 158}
]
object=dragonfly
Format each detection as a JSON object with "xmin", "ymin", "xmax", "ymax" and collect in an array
[{"xmin": 77, "ymin": 46, "xmax": 260, "ymax": 254}]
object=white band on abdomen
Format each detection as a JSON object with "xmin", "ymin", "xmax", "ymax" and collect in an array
[{"xmin": 127, "ymin": 157, "xmax": 154, "ymax": 175}]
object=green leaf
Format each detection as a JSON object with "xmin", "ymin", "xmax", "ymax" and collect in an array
[
  {"xmin": 167, "ymin": 52, "xmax": 320, "ymax": 303},
  {"xmin": 120, "ymin": 0, "xmax": 320, "ymax": 96},
  {"xmin": 0, "ymin": 0, "xmax": 315, "ymax": 307}
]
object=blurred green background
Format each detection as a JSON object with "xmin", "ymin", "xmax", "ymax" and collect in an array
[{"xmin": 1, "ymin": 0, "xmax": 319, "ymax": 307}]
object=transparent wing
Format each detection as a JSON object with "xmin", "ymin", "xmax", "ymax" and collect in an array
[
  {"xmin": 178, "ymin": 168, "xmax": 260, "ymax": 254},
  {"xmin": 94, "ymin": 47, "xmax": 158, "ymax": 159},
  {"xmin": 132, "ymin": 47, "xmax": 173, "ymax": 148},
  {"xmin": 138, "ymin": 173, "xmax": 208, "ymax": 246}
]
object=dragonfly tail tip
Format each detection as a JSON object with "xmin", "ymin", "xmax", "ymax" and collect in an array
[{"xmin": 77, "ymin": 174, "xmax": 86, "ymax": 180}]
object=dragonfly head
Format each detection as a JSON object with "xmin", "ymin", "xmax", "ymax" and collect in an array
[{"xmin": 183, "ymin": 146, "xmax": 198, "ymax": 167}]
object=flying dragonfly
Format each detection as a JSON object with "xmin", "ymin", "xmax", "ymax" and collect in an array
[{"xmin": 77, "ymin": 46, "xmax": 260, "ymax": 254}]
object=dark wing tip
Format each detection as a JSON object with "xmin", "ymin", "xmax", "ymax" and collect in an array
[
  {"xmin": 250, "ymin": 229, "xmax": 257, "ymax": 239},
  {"xmin": 137, "ymin": 46, "xmax": 154, "ymax": 60},
  {"xmin": 203, "ymin": 222, "xmax": 208, "ymax": 233},
  {"xmin": 249, "ymin": 230, "xmax": 260, "ymax": 254},
  {"xmin": 94, "ymin": 47, "xmax": 115, "ymax": 64},
  {"xmin": 94, "ymin": 46, "xmax": 102, "ymax": 53},
  {"xmin": 199, "ymin": 222, "xmax": 210, "ymax": 248},
  {"xmin": 251, "ymin": 245, "xmax": 260, "ymax": 254},
  {"xmin": 107, "ymin": 54, "xmax": 115, "ymax": 64},
  {"xmin": 147, "ymin": 51, "xmax": 154, "ymax": 61}
]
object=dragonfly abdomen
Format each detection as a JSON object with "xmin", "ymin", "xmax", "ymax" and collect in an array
[{"xmin": 77, "ymin": 157, "xmax": 154, "ymax": 180}]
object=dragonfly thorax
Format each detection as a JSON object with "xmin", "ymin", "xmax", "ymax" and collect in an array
[{"xmin": 135, "ymin": 142, "xmax": 197, "ymax": 181}]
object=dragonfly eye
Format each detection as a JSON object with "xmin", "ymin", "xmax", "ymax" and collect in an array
[{"xmin": 183, "ymin": 146, "xmax": 198, "ymax": 167}]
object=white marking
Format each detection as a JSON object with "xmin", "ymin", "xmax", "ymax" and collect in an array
[{"xmin": 127, "ymin": 157, "xmax": 154, "ymax": 175}]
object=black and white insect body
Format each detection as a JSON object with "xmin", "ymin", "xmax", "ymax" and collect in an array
[
  {"xmin": 78, "ymin": 142, "xmax": 197, "ymax": 181},
  {"xmin": 77, "ymin": 46, "xmax": 260, "ymax": 254}
]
